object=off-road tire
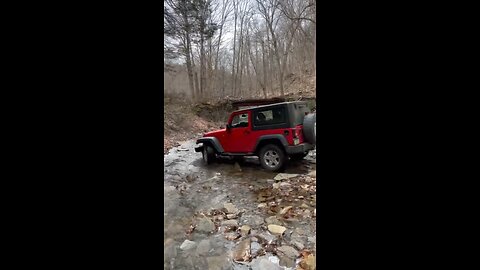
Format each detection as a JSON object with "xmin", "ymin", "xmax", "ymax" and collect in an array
[
  {"xmin": 303, "ymin": 113, "xmax": 316, "ymax": 144},
  {"xmin": 259, "ymin": 144, "xmax": 287, "ymax": 172},
  {"xmin": 202, "ymin": 145, "xmax": 216, "ymax": 165},
  {"xmin": 290, "ymin": 152, "xmax": 309, "ymax": 161}
]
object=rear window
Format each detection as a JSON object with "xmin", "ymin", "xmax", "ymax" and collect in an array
[
  {"xmin": 292, "ymin": 104, "xmax": 309, "ymax": 125},
  {"xmin": 254, "ymin": 107, "xmax": 286, "ymax": 126}
]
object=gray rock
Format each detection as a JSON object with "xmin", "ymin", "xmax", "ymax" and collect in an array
[
  {"xmin": 292, "ymin": 241, "xmax": 305, "ymax": 251},
  {"xmin": 258, "ymin": 232, "xmax": 276, "ymax": 243},
  {"xmin": 224, "ymin": 203, "xmax": 239, "ymax": 214},
  {"xmin": 308, "ymin": 236, "xmax": 316, "ymax": 243},
  {"xmin": 265, "ymin": 216, "xmax": 281, "ymax": 225},
  {"xmin": 222, "ymin": 219, "xmax": 239, "ymax": 227},
  {"xmin": 251, "ymin": 241, "xmax": 262, "ymax": 254},
  {"xmin": 242, "ymin": 215, "xmax": 264, "ymax": 227},
  {"xmin": 196, "ymin": 217, "xmax": 215, "ymax": 233},
  {"xmin": 227, "ymin": 213, "xmax": 238, "ymax": 219},
  {"xmin": 277, "ymin": 245, "xmax": 299, "ymax": 258},
  {"xmin": 278, "ymin": 253, "xmax": 295, "ymax": 268},
  {"xmin": 180, "ymin": 240, "xmax": 196, "ymax": 251},
  {"xmin": 239, "ymin": 225, "xmax": 251, "ymax": 236},
  {"xmin": 251, "ymin": 257, "xmax": 282, "ymax": 270},
  {"xmin": 279, "ymin": 182, "xmax": 291, "ymax": 188},
  {"xmin": 196, "ymin": 239, "xmax": 211, "ymax": 255},
  {"xmin": 274, "ymin": 173, "xmax": 299, "ymax": 181},
  {"xmin": 206, "ymin": 255, "xmax": 230, "ymax": 270}
]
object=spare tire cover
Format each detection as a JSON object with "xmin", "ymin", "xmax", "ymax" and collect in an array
[{"xmin": 303, "ymin": 113, "xmax": 316, "ymax": 144}]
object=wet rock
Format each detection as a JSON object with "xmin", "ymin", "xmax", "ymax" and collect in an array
[
  {"xmin": 196, "ymin": 217, "xmax": 215, "ymax": 233},
  {"xmin": 251, "ymin": 241, "xmax": 262, "ymax": 254},
  {"xmin": 224, "ymin": 203, "xmax": 239, "ymax": 214},
  {"xmin": 251, "ymin": 256, "xmax": 282, "ymax": 270},
  {"xmin": 265, "ymin": 216, "xmax": 281, "ymax": 225},
  {"xmin": 196, "ymin": 239, "xmax": 211, "ymax": 255},
  {"xmin": 267, "ymin": 224, "xmax": 287, "ymax": 235},
  {"xmin": 222, "ymin": 219, "xmax": 239, "ymax": 227},
  {"xmin": 277, "ymin": 245, "xmax": 299, "ymax": 258},
  {"xmin": 239, "ymin": 225, "xmax": 251, "ymax": 236},
  {"xmin": 180, "ymin": 240, "xmax": 196, "ymax": 251},
  {"xmin": 279, "ymin": 206, "xmax": 293, "ymax": 215},
  {"xmin": 233, "ymin": 238, "xmax": 251, "ymax": 262},
  {"xmin": 274, "ymin": 173, "xmax": 299, "ymax": 181},
  {"xmin": 300, "ymin": 254, "xmax": 316, "ymax": 270}
]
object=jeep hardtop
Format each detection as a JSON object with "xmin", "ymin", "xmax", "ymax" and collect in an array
[{"xmin": 194, "ymin": 101, "xmax": 316, "ymax": 171}]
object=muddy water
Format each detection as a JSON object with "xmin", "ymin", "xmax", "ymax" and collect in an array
[{"xmin": 164, "ymin": 140, "xmax": 316, "ymax": 270}]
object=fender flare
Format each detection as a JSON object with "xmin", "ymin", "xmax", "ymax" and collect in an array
[
  {"xmin": 254, "ymin": 135, "xmax": 288, "ymax": 152},
  {"xmin": 196, "ymin": 137, "xmax": 224, "ymax": 153}
]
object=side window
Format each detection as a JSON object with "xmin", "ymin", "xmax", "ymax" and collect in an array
[
  {"xmin": 231, "ymin": 113, "xmax": 249, "ymax": 128},
  {"xmin": 254, "ymin": 107, "xmax": 286, "ymax": 126}
]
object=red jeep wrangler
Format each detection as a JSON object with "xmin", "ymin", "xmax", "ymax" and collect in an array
[{"xmin": 194, "ymin": 101, "xmax": 316, "ymax": 171}]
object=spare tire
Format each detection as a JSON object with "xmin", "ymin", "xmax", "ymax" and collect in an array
[{"xmin": 303, "ymin": 113, "xmax": 316, "ymax": 144}]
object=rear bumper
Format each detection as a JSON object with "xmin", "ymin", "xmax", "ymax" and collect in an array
[{"xmin": 286, "ymin": 143, "xmax": 314, "ymax": 154}]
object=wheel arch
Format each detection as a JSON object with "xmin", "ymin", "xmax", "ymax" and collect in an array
[{"xmin": 254, "ymin": 135, "xmax": 288, "ymax": 154}]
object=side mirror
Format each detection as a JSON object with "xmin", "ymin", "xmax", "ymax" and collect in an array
[{"xmin": 226, "ymin": 123, "xmax": 231, "ymax": 130}]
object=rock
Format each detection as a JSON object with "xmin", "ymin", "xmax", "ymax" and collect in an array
[
  {"xmin": 207, "ymin": 255, "xmax": 230, "ymax": 270},
  {"xmin": 233, "ymin": 238, "xmax": 251, "ymax": 262},
  {"xmin": 267, "ymin": 224, "xmax": 287, "ymax": 235},
  {"xmin": 251, "ymin": 256, "xmax": 282, "ymax": 270},
  {"xmin": 278, "ymin": 254, "xmax": 295, "ymax": 268},
  {"xmin": 196, "ymin": 217, "xmax": 215, "ymax": 233},
  {"xmin": 227, "ymin": 213, "xmax": 238, "ymax": 219},
  {"xmin": 265, "ymin": 216, "xmax": 281, "ymax": 225},
  {"xmin": 164, "ymin": 238, "xmax": 177, "ymax": 259},
  {"xmin": 164, "ymin": 185, "xmax": 176, "ymax": 192},
  {"xmin": 308, "ymin": 236, "xmax": 316, "ymax": 243},
  {"xmin": 258, "ymin": 232, "xmax": 276, "ymax": 243},
  {"xmin": 272, "ymin": 183, "xmax": 280, "ymax": 189},
  {"xmin": 234, "ymin": 162, "xmax": 242, "ymax": 172},
  {"xmin": 279, "ymin": 206, "xmax": 293, "ymax": 215},
  {"xmin": 257, "ymin": 203, "xmax": 267, "ymax": 208},
  {"xmin": 300, "ymin": 203, "xmax": 309, "ymax": 209},
  {"xmin": 239, "ymin": 225, "xmax": 251, "ymax": 236},
  {"xmin": 180, "ymin": 240, "xmax": 196, "ymax": 251},
  {"xmin": 303, "ymin": 209, "xmax": 312, "ymax": 217},
  {"xmin": 196, "ymin": 239, "xmax": 211, "ymax": 255},
  {"xmin": 295, "ymin": 228, "xmax": 306, "ymax": 235},
  {"xmin": 299, "ymin": 254, "xmax": 316, "ymax": 270},
  {"xmin": 242, "ymin": 215, "xmax": 264, "ymax": 227},
  {"xmin": 292, "ymin": 241, "xmax": 305, "ymax": 251},
  {"xmin": 279, "ymin": 182, "xmax": 291, "ymax": 188},
  {"xmin": 251, "ymin": 241, "xmax": 262, "ymax": 254},
  {"xmin": 225, "ymin": 232, "xmax": 241, "ymax": 241},
  {"xmin": 222, "ymin": 219, "xmax": 239, "ymax": 227},
  {"xmin": 274, "ymin": 173, "xmax": 299, "ymax": 181},
  {"xmin": 308, "ymin": 170, "xmax": 316, "ymax": 178},
  {"xmin": 277, "ymin": 245, "xmax": 299, "ymax": 258},
  {"xmin": 313, "ymin": 209, "xmax": 316, "ymax": 217},
  {"xmin": 213, "ymin": 215, "xmax": 224, "ymax": 221},
  {"xmin": 224, "ymin": 203, "xmax": 239, "ymax": 214}
]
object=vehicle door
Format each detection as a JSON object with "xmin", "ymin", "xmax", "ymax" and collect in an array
[{"xmin": 225, "ymin": 111, "xmax": 255, "ymax": 153}]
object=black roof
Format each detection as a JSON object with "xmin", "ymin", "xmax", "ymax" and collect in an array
[{"xmin": 233, "ymin": 101, "xmax": 307, "ymax": 113}]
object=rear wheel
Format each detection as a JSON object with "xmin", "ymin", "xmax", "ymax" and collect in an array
[
  {"xmin": 259, "ymin": 144, "xmax": 286, "ymax": 172},
  {"xmin": 202, "ymin": 145, "xmax": 216, "ymax": 165}
]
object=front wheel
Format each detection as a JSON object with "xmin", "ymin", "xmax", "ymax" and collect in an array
[
  {"xmin": 259, "ymin": 144, "xmax": 287, "ymax": 172},
  {"xmin": 202, "ymin": 145, "xmax": 216, "ymax": 165}
]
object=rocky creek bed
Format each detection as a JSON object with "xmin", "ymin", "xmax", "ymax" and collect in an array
[{"xmin": 164, "ymin": 140, "xmax": 317, "ymax": 270}]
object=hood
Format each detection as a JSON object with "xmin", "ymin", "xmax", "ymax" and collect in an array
[{"xmin": 203, "ymin": 129, "xmax": 226, "ymax": 137}]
